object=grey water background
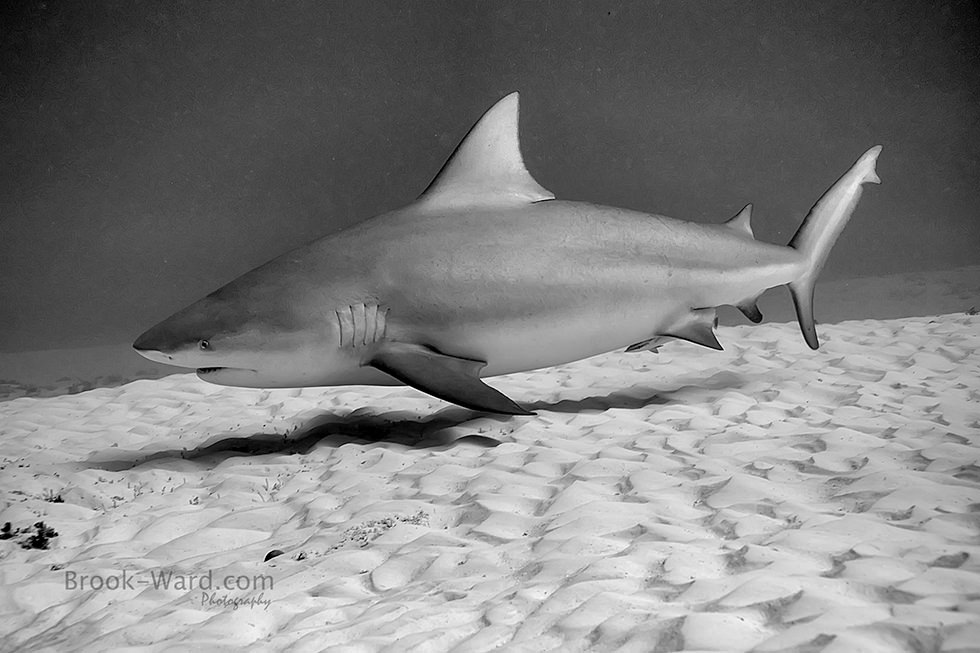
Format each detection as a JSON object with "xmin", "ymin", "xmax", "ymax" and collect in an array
[{"xmin": 1, "ymin": 1, "xmax": 978, "ymax": 387}]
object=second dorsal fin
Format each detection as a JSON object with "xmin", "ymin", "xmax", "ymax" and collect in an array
[
  {"xmin": 417, "ymin": 92, "xmax": 554, "ymax": 210},
  {"xmin": 725, "ymin": 204, "xmax": 754, "ymax": 238}
]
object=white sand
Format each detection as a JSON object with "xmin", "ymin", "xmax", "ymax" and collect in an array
[{"xmin": 1, "ymin": 313, "xmax": 978, "ymax": 652}]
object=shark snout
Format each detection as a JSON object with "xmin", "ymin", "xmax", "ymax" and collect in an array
[
  {"xmin": 132, "ymin": 329, "xmax": 175, "ymax": 363},
  {"xmin": 133, "ymin": 347, "xmax": 174, "ymax": 365}
]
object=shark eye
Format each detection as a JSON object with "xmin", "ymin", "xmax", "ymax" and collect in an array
[{"xmin": 199, "ymin": 339, "xmax": 211, "ymax": 351}]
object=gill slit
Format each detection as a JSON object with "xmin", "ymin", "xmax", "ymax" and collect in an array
[{"xmin": 336, "ymin": 303, "xmax": 388, "ymax": 349}]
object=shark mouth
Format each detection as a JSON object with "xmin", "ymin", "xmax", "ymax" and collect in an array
[{"xmin": 196, "ymin": 366, "xmax": 257, "ymax": 375}]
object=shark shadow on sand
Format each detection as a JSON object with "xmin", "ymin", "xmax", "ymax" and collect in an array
[{"xmin": 86, "ymin": 372, "xmax": 744, "ymax": 471}]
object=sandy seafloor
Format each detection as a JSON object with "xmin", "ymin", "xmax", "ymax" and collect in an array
[{"xmin": 1, "ymin": 313, "xmax": 979, "ymax": 652}]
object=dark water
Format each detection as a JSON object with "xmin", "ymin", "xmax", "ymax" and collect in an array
[{"xmin": 2, "ymin": 0, "xmax": 979, "ymax": 356}]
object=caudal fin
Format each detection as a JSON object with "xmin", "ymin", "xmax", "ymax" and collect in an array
[{"xmin": 788, "ymin": 146, "xmax": 882, "ymax": 349}]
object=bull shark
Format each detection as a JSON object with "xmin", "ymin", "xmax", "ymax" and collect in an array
[{"xmin": 133, "ymin": 92, "xmax": 881, "ymax": 415}]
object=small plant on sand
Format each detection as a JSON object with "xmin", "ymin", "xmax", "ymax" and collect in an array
[
  {"xmin": 127, "ymin": 481, "xmax": 147, "ymax": 498},
  {"xmin": 0, "ymin": 522, "xmax": 60, "ymax": 549},
  {"xmin": 24, "ymin": 522, "xmax": 59, "ymax": 550},
  {"xmin": 42, "ymin": 489, "xmax": 64, "ymax": 503},
  {"xmin": 256, "ymin": 476, "xmax": 285, "ymax": 502},
  {"xmin": 331, "ymin": 510, "xmax": 430, "ymax": 550}
]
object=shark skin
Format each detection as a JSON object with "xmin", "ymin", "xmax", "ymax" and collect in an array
[{"xmin": 134, "ymin": 92, "xmax": 882, "ymax": 415}]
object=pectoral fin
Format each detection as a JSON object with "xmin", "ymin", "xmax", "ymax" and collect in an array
[{"xmin": 369, "ymin": 342, "xmax": 533, "ymax": 415}]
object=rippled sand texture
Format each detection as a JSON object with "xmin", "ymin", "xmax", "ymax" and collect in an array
[{"xmin": 1, "ymin": 313, "xmax": 978, "ymax": 652}]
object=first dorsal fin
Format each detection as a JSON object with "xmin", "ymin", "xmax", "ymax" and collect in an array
[
  {"xmin": 725, "ymin": 204, "xmax": 754, "ymax": 238},
  {"xmin": 417, "ymin": 92, "xmax": 555, "ymax": 209}
]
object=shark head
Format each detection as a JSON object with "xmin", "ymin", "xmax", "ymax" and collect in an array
[{"xmin": 132, "ymin": 280, "xmax": 323, "ymax": 387}]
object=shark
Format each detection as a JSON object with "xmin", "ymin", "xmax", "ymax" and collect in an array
[{"xmin": 133, "ymin": 92, "xmax": 881, "ymax": 415}]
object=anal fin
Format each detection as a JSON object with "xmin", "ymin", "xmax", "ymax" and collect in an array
[
  {"xmin": 369, "ymin": 342, "xmax": 533, "ymax": 415},
  {"xmin": 736, "ymin": 298, "xmax": 764, "ymax": 324},
  {"xmin": 664, "ymin": 308, "xmax": 723, "ymax": 350}
]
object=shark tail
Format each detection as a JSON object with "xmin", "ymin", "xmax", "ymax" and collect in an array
[{"xmin": 787, "ymin": 146, "xmax": 882, "ymax": 349}]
